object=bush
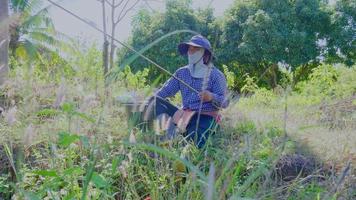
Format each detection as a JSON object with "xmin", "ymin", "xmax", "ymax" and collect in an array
[{"xmin": 296, "ymin": 64, "xmax": 356, "ymax": 103}]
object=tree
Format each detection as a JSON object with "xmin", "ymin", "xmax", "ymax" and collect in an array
[
  {"xmin": 326, "ymin": 0, "xmax": 355, "ymax": 66},
  {"xmin": 118, "ymin": 0, "xmax": 218, "ymax": 81},
  {"xmin": 98, "ymin": 0, "xmax": 142, "ymax": 79},
  {"xmin": 0, "ymin": 0, "xmax": 9, "ymax": 85},
  {"xmin": 220, "ymin": 0, "xmax": 331, "ymax": 88},
  {"xmin": 8, "ymin": 0, "xmax": 70, "ymax": 61},
  {"xmin": 218, "ymin": 0, "xmax": 257, "ymax": 65}
]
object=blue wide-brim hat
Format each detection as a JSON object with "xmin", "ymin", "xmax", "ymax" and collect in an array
[{"xmin": 178, "ymin": 35, "xmax": 213, "ymax": 56}]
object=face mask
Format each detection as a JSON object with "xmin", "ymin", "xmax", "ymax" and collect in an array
[
  {"xmin": 188, "ymin": 58, "xmax": 213, "ymax": 78},
  {"xmin": 188, "ymin": 49, "xmax": 204, "ymax": 65}
]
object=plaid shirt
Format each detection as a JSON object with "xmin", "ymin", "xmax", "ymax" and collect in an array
[{"xmin": 157, "ymin": 65, "xmax": 227, "ymax": 112}]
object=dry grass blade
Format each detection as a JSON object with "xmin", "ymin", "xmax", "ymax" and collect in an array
[
  {"xmin": 3, "ymin": 143, "xmax": 18, "ymax": 179},
  {"xmin": 4, "ymin": 106, "xmax": 17, "ymax": 126},
  {"xmin": 0, "ymin": 39, "xmax": 7, "ymax": 48},
  {"xmin": 330, "ymin": 160, "xmax": 351, "ymax": 195}
]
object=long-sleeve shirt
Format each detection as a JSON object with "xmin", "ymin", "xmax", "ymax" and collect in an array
[{"xmin": 156, "ymin": 65, "xmax": 227, "ymax": 112}]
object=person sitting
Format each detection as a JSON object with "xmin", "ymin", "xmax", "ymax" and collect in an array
[{"xmin": 145, "ymin": 35, "xmax": 229, "ymax": 148}]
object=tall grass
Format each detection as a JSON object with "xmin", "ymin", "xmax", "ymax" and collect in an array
[{"xmin": 1, "ymin": 45, "xmax": 355, "ymax": 199}]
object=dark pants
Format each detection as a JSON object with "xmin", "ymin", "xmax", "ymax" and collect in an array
[{"xmin": 146, "ymin": 96, "xmax": 216, "ymax": 148}]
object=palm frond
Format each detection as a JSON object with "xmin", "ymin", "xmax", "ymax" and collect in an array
[
  {"xmin": 27, "ymin": 31, "xmax": 57, "ymax": 47},
  {"xmin": 10, "ymin": 0, "xmax": 29, "ymax": 12},
  {"xmin": 27, "ymin": 4, "xmax": 56, "ymax": 29},
  {"xmin": 9, "ymin": 0, "xmax": 75, "ymax": 63},
  {"xmin": 26, "ymin": 30, "xmax": 78, "ymax": 57},
  {"xmin": 25, "ymin": 0, "xmax": 43, "ymax": 13},
  {"xmin": 21, "ymin": 10, "xmax": 54, "ymax": 31},
  {"xmin": 15, "ymin": 39, "xmax": 38, "ymax": 60}
]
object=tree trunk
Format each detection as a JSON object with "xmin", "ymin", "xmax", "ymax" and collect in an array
[
  {"xmin": 272, "ymin": 64, "xmax": 278, "ymax": 88},
  {"xmin": 109, "ymin": 41, "xmax": 115, "ymax": 72},
  {"xmin": 108, "ymin": 0, "xmax": 117, "ymax": 77},
  {"xmin": 101, "ymin": 0, "xmax": 109, "ymax": 78},
  {"xmin": 103, "ymin": 40, "xmax": 109, "ymax": 75},
  {"xmin": 109, "ymin": 23, "xmax": 116, "ymax": 71},
  {"xmin": 268, "ymin": 64, "xmax": 278, "ymax": 89},
  {"xmin": 0, "ymin": 0, "xmax": 10, "ymax": 85},
  {"xmin": 9, "ymin": 26, "xmax": 20, "ymax": 53}
]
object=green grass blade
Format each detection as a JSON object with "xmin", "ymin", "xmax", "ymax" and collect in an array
[{"xmin": 123, "ymin": 142, "xmax": 207, "ymax": 183}]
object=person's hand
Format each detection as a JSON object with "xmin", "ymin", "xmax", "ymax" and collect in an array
[{"xmin": 199, "ymin": 90, "xmax": 213, "ymax": 102}]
